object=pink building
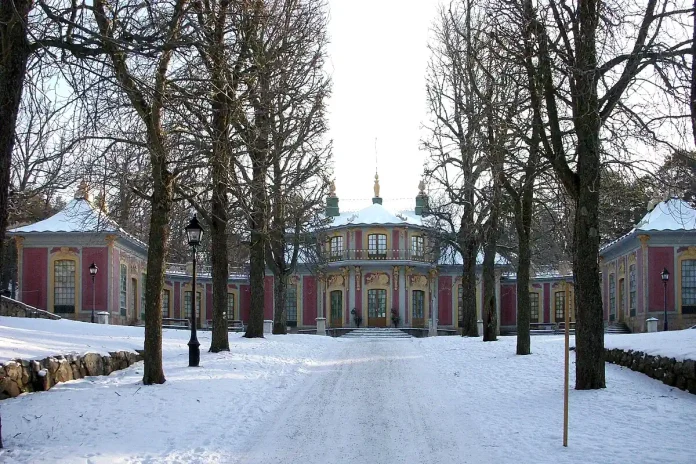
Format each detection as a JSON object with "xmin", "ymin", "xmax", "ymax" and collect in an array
[{"xmin": 599, "ymin": 197, "xmax": 696, "ymax": 332}]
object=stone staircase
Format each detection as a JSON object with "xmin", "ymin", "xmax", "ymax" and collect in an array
[
  {"xmin": 605, "ymin": 322, "xmax": 631, "ymax": 334},
  {"xmin": 341, "ymin": 328, "xmax": 413, "ymax": 339}
]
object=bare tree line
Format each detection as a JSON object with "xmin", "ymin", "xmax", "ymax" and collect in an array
[
  {"xmin": 0, "ymin": 0, "xmax": 332, "ymax": 388},
  {"xmin": 422, "ymin": 0, "xmax": 693, "ymax": 389}
]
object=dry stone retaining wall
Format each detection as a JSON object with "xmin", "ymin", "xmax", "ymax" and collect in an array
[
  {"xmin": 605, "ymin": 348, "xmax": 696, "ymax": 395},
  {"xmin": 0, "ymin": 350, "xmax": 143, "ymax": 400},
  {"xmin": 0, "ymin": 296, "xmax": 61, "ymax": 320}
]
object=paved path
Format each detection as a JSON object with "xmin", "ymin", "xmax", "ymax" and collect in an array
[{"xmin": 234, "ymin": 338, "xmax": 484, "ymax": 464}]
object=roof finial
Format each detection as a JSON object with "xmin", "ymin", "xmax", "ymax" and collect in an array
[
  {"xmin": 418, "ymin": 179, "xmax": 425, "ymax": 195},
  {"xmin": 328, "ymin": 179, "xmax": 336, "ymax": 198},
  {"xmin": 74, "ymin": 180, "xmax": 90, "ymax": 201},
  {"xmin": 374, "ymin": 172, "xmax": 380, "ymax": 198}
]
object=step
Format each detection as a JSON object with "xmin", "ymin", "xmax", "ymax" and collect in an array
[{"xmin": 341, "ymin": 328, "xmax": 412, "ymax": 339}]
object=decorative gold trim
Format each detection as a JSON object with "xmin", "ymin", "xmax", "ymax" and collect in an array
[
  {"xmin": 676, "ymin": 247, "xmax": 696, "ymax": 318},
  {"xmin": 354, "ymin": 266, "xmax": 361, "ymax": 291},
  {"xmin": 392, "ymin": 266, "xmax": 400, "ymax": 291},
  {"xmin": 638, "ymin": 234, "xmax": 650, "ymax": 248}
]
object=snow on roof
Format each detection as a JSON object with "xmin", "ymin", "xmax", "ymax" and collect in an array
[
  {"xmin": 9, "ymin": 198, "xmax": 146, "ymax": 249},
  {"xmin": 329, "ymin": 203, "xmax": 424, "ymax": 228},
  {"xmin": 634, "ymin": 197, "xmax": 696, "ymax": 231},
  {"xmin": 601, "ymin": 197, "xmax": 696, "ymax": 253}
]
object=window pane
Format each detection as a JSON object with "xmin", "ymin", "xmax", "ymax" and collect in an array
[
  {"xmin": 529, "ymin": 292, "xmax": 539, "ymax": 322},
  {"xmin": 629, "ymin": 265, "xmax": 636, "ymax": 316},
  {"xmin": 161, "ymin": 290, "xmax": 170, "ymax": 317},
  {"xmin": 330, "ymin": 236, "xmax": 343, "ymax": 260},
  {"xmin": 184, "ymin": 291, "xmax": 201, "ymax": 320},
  {"xmin": 609, "ymin": 274, "xmax": 616, "ymax": 320},
  {"xmin": 682, "ymin": 260, "xmax": 696, "ymax": 313},
  {"xmin": 458, "ymin": 286, "xmax": 463, "ymax": 322},
  {"xmin": 368, "ymin": 289, "xmax": 387, "ymax": 318},
  {"xmin": 368, "ymin": 234, "xmax": 387, "ymax": 256},
  {"xmin": 54, "ymin": 260, "xmax": 76, "ymax": 314},
  {"xmin": 331, "ymin": 290, "xmax": 342, "ymax": 320},
  {"xmin": 120, "ymin": 264, "xmax": 127, "ymax": 316},
  {"xmin": 412, "ymin": 290, "xmax": 424, "ymax": 319},
  {"xmin": 411, "ymin": 236, "xmax": 424, "ymax": 257},
  {"xmin": 555, "ymin": 291, "xmax": 565, "ymax": 321},
  {"xmin": 286, "ymin": 287, "xmax": 297, "ymax": 324}
]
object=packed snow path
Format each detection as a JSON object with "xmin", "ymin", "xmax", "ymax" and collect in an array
[
  {"xmin": 0, "ymin": 317, "xmax": 694, "ymax": 463},
  {"xmin": 236, "ymin": 338, "xmax": 474, "ymax": 464}
]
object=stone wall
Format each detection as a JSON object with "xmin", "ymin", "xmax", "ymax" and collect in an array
[
  {"xmin": 0, "ymin": 296, "xmax": 61, "ymax": 320},
  {"xmin": 0, "ymin": 350, "xmax": 143, "ymax": 400},
  {"xmin": 605, "ymin": 348, "xmax": 696, "ymax": 395}
]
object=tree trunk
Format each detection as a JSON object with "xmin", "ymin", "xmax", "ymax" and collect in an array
[
  {"xmin": 245, "ymin": 180, "xmax": 266, "ymax": 338},
  {"xmin": 459, "ymin": 232, "xmax": 478, "ymax": 337},
  {"xmin": 515, "ymin": 231, "xmax": 532, "ymax": 354},
  {"xmin": 572, "ymin": 0, "xmax": 605, "ymax": 390},
  {"xmin": 209, "ymin": 181, "xmax": 230, "ymax": 351},
  {"xmin": 208, "ymin": 53, "xmax": 230, "ymax": 351},
  {"xmin": 273, "ymin": 272, "xmax": 288, "ymax": 334},
  {"xmin": 142, "ymin": 169, "xmax": 171, "ymax": 385},
  {"xmin": 0, "ymin": 0, "xmax": 32, "ymax": 300},
  {"xmin": 691, "ymin": 0, "xmax": 696, "ymax": 147},
  {"xmin": 482, "ymin": 220, "xmax": 498, "ymax": 342}
]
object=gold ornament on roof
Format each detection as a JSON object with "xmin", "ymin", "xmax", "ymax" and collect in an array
[
  {"xmin": 418, "ymin": 180, "xmax": 425, "ymax": 195},
  {"xmin": 374, "ymin": 172, "xmax": 380, "ymax": 198},
  {"xmin": 75, "ymin": 180, "xmax": 90, "ymax": 200},
  {"xmin": 328, "ymin": 179, "xmax": 336, "ymax": 197}
]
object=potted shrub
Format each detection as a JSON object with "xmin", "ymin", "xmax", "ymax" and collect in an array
[
  {"xmin": 351, "ymin": 308, "xmax": 362, "ymax": 328},
  {"xmin": 391, "ymin": 308, "xmax": 400, "ymax": 328}
]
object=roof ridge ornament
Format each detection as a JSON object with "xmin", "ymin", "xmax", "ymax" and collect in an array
[{"xmin": 74, "ymin": 180, "xmax": 90, "ymax": 201}]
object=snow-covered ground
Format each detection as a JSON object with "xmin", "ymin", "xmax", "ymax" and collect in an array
[
  {"xmin": 0, "ymin": 318, "xmax": 694, "ymax": 463},
  {"xmin": 605, "ymin": 329, "xmax": 696, "ymax": 361}
]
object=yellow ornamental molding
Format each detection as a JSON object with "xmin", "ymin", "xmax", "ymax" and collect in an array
[
  {"xmin": 105, "ymin": 234, "xmax": 117, "ymax": 246},
  {"xmin": 289, "ymin": 275, "xmax": 300, "ymax": 286},
  {"xmin": 393, "ymin": 266, "xmax": 400, "ymax": 291},
  {"xmin": 327, "ymin": 274, "xmax": 344, "ymax": 289},
  {"xmin": 628, "ymin": 252, "xmax": 637, "ymax": 266},
  {"xmin": 619, "ymin": 261, "xmax": 625, "ymax": 276},
  {"xmin": 365, "ymin": 272, "xmax": 389, "ymax": 287},
  {"xmin": 638, "ymin": 234, "xmax": 650, "ymax": 247},
  {"xmin": 409, "ymin": 274, "xmax": 428, "ymax": 289},
  {"xmin": 354, "ymin": 266, "xmax": 361, "ymax": 291}
]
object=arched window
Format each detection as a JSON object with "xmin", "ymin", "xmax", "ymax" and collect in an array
[
  {"xmin": 286, "ymin": 286, "xmax": 297, "ymax": 326},
  {"xmin": 54, "ymin": 260, "xmax": 76, "ymax": 314},
  {"xmin": 368, "ymin": 234, "xmax": 387, "ymax": 258},
  {"xmin": 227, "ymin": 293, "xmax": 236, "ymax": 320},
  {"xmin": 529, "ymin": 292, "xmax": 540, "ymax": 322}
]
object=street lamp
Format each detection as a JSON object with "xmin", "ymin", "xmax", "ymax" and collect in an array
[
  {"xmin": 89, "ymin": 262, "xmax": 98, "ymax": 323},
  {"xmin": 185, "ymin": 214, "xmax": 204, "ymax": 367},
  {"xmin": 661, "ymin": 267, "xmax": 670, "ymax": 331}
]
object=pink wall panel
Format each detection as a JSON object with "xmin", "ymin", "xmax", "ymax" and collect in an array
[
  {"xmin": 264, "ymin": 276, "xmax": 274, "ymax": 320},
  {"xmin": 438, "ymin": 276, "xmax": 452, "ymax": 326},
  {"xmin": 112, "ymin": 248, "xmax": 120, "ymax": 316},
  {"xmin": 501, "ymin": 284, "xmax": 517, "ymax": 325},
  {"xmin": 240, "ymin": 284, "xmax": 250, "ymax": 322},
  {"xmin": 543, "ymin": 283, "xmax": 551, "ymax": 323},
  {"xmin": 22, "ymin": 248, "xmax": 47, "ymax": 309},
  {"xmin": 303, "ymin": 276, "xmax": 317, "ymax": 325},
  {"xmin": 81, "ymin": 247, "xmax": 108, "ymax": 312},
  {"xmin": 637, "ymin": 250, "xmax": 644, "ymax": 313},
  {"xmin": 174, "ymin": 281, "xmax": 181, "ymax": 318},
  {"xmin": 648, "ymin": 247, "xmax": 674, "ymax": 311}
]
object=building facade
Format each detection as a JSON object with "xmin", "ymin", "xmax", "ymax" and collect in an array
[{"xmin": 599, "ymin": 197, "xmax": 696, "ymax": 332}]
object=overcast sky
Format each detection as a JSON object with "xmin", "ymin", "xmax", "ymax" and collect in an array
[{"xmin": 325, "ymin": 0, "xmax": 441, "ymax": 212}]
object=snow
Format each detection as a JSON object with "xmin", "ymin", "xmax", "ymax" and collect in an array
[
  {"xmin": 9, "ymin": 198, "xmax": 120, "ymax": 234},
  {"xmin": 1, "ymin": 318, "xmax": 695, "ymax": 463},
  {"xmin": 635, "ymin": 197, "xmax": 696, "ymax": 231},
  {"xmin": 605, "ymin": 329, "xmax": 696, "ymax": 361},
  {"xmin": 330, "ymin": 203, "xmax": 424, "ymax": 227}
]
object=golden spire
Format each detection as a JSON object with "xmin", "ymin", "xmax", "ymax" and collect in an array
[
  {"xmin": 418, "ymin": 179, "xmax": 425, "ymax": 195},
  {"xmin": 328, "ymin": 179, "xmax": 336, "ymax": 197},
  {"xmin": 374, "ymin": 172, "xmax": 380, "ymax": 198}
]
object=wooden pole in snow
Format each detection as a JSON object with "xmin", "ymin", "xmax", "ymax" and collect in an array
[{"xmin": 563, "ymin": 280, "xmax": 570, "ymax": 447}]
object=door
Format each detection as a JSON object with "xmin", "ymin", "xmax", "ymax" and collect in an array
[
  {"xmin": 412, "ymin": 290, "xmax": 425, "ymax": 328},
  {"xmin": 330, "ymin": 290, "xmax": 342, "ymax": 328},
  {"xmin": 367, "ymin": 289, "xmax": 387, "ymax": 327},
  {"xmin": 618, "ymin": 278, "xmax": 625, "ymax": 323}
]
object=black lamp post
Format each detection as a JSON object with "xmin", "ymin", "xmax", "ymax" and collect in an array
[
  {"xmin": 89, "ymin": 262, "xmax": 98, "ymax": 323},
  {"xmin": 185, "ymin": 214, "xmax": 204, "ymax": 367},
  {"xmin": 661, "ymin": 267, "xmax": 670, "ymax": 331}
]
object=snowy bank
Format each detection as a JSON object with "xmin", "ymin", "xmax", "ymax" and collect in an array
[{"xmin": 604, "ymin": 329, "xmax": 696, "ymax": 361}]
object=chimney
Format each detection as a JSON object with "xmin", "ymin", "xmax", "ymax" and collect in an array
[
  {"xmin": 415, "ymin": 180, "xmax": 428, "ymax": 216},
  {"xmin": 326, "ymin": 179, "xmax": 339, "ymax": 217}
]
